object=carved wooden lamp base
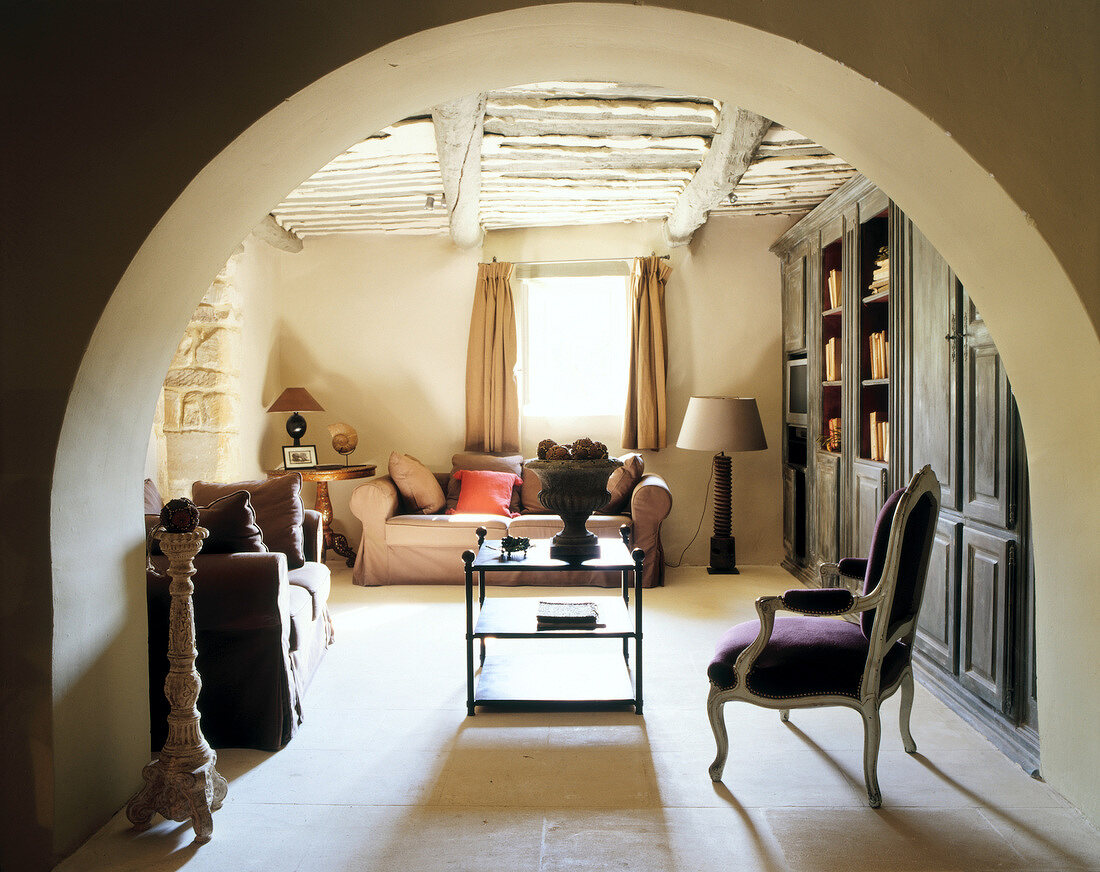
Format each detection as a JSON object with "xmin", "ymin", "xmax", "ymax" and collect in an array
[
  {"xmin": 127, "ymin": 519, "xmax": 226, "ymax": 844},
  {"xmin": 126, "ymin": 756, "xmax": 228, "ymax": 844}
]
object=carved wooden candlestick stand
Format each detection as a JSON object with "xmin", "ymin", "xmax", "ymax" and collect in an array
[{"xmin": 126, "ymin": 526, "xmax": 227, "ymax": 844}]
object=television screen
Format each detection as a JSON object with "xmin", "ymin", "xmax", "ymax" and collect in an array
[{"xmin": 787, "ymin": 358, "xmax": 808, "ymax": 423}]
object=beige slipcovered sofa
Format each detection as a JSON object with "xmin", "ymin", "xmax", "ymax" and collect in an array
[{"xmin": 351, "ymin": 452, "xmax": 672, "ymax": 588}]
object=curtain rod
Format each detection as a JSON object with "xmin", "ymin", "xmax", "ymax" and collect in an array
[{"xmin": 491, "ymin": 253, "xmax": 669, "ymax": 264}]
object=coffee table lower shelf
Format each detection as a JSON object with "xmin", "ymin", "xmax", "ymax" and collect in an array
[{"xmin": 473, "ymin": 651, "xmax": 638, "ymax": 712}]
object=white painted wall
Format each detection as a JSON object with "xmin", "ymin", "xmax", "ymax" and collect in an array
[
  {"xmin": 262, "ymin": 215, "xmax": 790, "ymax": 566},
  {"xmin": 236, "ymin": 237, "xmax": 289, "ymax": 481}
]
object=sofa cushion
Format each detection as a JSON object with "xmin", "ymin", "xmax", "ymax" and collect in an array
[
  {"xmin": 146, "ymin": 489, "xmax": 265, "ymax": 556},
  {"xmin": 600, "ymin": 453, "xmax": 644, "ymax": 514},
  {"xmin": 447, "ymin": 452, "xmax": 523, "ymax": 512},
  {"xmin": 193, "ymin": 475, "xmax": 306, "ymax": 570},
  {"xmin": 448, "ymin": 469, "xmax": 523, "ymax": 517},
  {"xmin": 389, "ymin": 452, "xmax": 447, "ymax": 514},
  {"xmin": 286, "ymin": 583, "xmax": 314, "ymax": 653},
  {"xmin": 385, "ymin": 514, "xmax": 509, "ymax": 547},
  {"xmin": 200, "ymin": 491, "xmax": 267, "ymax": 554},
  {"xmin": 288, "ymin": 561, "xmax": 331, "ymax": 622},
  {"xmin": 520, "ymin": 466, "xmax": 548, "ymax": 513}
]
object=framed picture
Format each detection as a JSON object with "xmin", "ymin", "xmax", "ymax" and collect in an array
[{"xmin": 283, "ymin": 444, "xmax": 318, "ymax": 469}]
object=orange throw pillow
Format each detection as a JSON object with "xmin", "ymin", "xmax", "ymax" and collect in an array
[{"xmin": 447, "ymin": 469, "xmax": 523, "ymax": 517}]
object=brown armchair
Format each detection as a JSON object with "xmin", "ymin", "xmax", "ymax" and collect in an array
[
  {"xmin": 705, "ymin": 465, "xmax": 941, "ymax": 807},
  {"xmin": 145, "ymin": 475, "xmax": 333, "ymax": 751}
]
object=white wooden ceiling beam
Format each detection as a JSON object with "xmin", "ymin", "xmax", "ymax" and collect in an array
[
  {"xmin": 251, "ymin": 214, "xmax": 303, "ymax": 253},
  {"xmin": 662, "ymin": 105, "xmax": 771, "ymax": 247},
  {"xmin": 431, "ymin": 93, "xmax": 486, "ymax": 250}
]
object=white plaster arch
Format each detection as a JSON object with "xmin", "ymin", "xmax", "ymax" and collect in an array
[{"xmin": 50, "ymin": 3, "xmax": 1100, "ymax": 841}]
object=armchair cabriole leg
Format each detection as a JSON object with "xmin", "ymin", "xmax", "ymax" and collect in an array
[
  {"xmin": 780, "ymin": 709, "xmax": 790, "ymax": 722},
  {"xmin": 707, "ymin": 687, "xmax": 729, "ymax": 781},
  {"xmin": 899, "ymin": 668, "xmax": 917, "ymax": 754},
  {"xmin": 861, "ymin": 706, "xmax": 883, "ymax": 808}
]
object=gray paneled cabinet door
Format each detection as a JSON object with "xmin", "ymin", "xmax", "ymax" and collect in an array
[
  {"xmin": 783, "ymin": 256, "xmax": 806, "ymax": 352},
  {"xmin": 852, "ymin": 459, "xmax": 887, "ymax": 557},
  {"xmin": 916, "ymin": 517, "xmax": 961, "ymax": 673},
  {"xmin": 904, "ymin": 221, "xmax": 961, "ymax": 508},
  {"xmin": 812, "ymin": 451, "xmax": 840, "ymax": 566},
  {"xmin": 959, "ymin": 526, "xmax": 1016, "ymax": 712},
  {"xmin": 782, "ymin": 466, "xmax": 797, "ymax": 557},
  {"xmin": 963, "ymin": 304, "xmax": 1014, "ymax": 527}
]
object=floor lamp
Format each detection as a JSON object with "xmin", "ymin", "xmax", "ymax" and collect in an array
[{"xmin": 676, "ymin": 396, "xmax": 767, "ymax": 574}]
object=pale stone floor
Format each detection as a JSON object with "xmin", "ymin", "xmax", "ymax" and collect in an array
[{"xmin": 58, "ymin": 565, "xmax": 1100, "ymax": 872}]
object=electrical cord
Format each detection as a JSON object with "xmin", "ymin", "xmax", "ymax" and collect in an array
[{"xmin": 665, "ymin": 462, "xmax": 713, "ymax": 568}]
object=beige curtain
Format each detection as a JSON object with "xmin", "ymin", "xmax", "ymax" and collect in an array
[
  {"xmin": 465, "ymin": 261, "xmax": 520, "ymax": 453},
  {"xmin": 622, "ymin": 255, "xmax": 672, "ymax": 450}
]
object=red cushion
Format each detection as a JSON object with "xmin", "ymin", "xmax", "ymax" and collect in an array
[{"xmin": 447, "ymin": 469, "xmax": 523, "ymax": 517}]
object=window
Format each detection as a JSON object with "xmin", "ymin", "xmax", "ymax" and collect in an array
[{"xmin": 515, "ymin": 261, "xmax": 631, "ymax": 417}]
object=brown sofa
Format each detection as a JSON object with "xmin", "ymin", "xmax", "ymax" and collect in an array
[
  {"xmin": 350, "ymin": 452, "xmax": 672, "ymax": 588},
  {"xmin": 145, "ymin": 475, "xmax": 333, "ymax": 751}
]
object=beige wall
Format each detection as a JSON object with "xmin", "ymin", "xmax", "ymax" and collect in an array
[
  {"xmin": 265, "ymin": 215, "xmax": 788, "ymax": 566},
  {"xmin": 270, "ymin": 233, "xmax": 480, "ymax": 524},
  {"xmin": 2, "ymin": 4, "xmax": 1097, "ymax": 869},
  {"xmin": 237, "ymin": 237, "xmax": 292, "ymax": 481}
]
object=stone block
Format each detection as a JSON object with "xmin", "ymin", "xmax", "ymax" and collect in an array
[
  {"xmin": 180, "ymin": 391, "xmax": 206, "ymax": 430},
  {"xmin": 203, "ymin": 391, "xmax": 240, "ymax": 433},
  {"xmin": 194, "ymin": 327, "xmax": 240, "ymax": 372},
  {"xmin": 163, "ymin": 369, "xmax": 227, "ymax": 391}
]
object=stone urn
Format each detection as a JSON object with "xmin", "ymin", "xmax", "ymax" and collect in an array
[{"xmin": 525, "ymin": 458, "xmax": 623, "ymax": 561}]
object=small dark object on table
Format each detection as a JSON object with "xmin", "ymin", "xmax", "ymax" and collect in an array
[{"xmin": 499, "ymin": 536, "xmax": 530, "ymax": 559}]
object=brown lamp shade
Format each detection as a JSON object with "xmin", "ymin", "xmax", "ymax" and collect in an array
[
  {"xmin": 267, "ymin": 387, "xmax": 324, "ymax": 413},
  {"xmin": 676, "ymin": 396, "xmax": 767, "ymax": 453}
]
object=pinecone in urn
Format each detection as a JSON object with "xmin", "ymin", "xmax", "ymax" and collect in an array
[{"xmin": 525, "ymin": 438, "xmax": 621, "ymax": 561}]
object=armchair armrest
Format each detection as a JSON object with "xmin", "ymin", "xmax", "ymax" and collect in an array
[
  {"xmin": 729, "ymin": 586, "xmax": 889, "ymax": 685},
  {"xmin": 822, "ymin": 560, "xmax": 862, "ymax": 589},
  {"xmin": 302, "ymin": 509, "xmax": 323, "ymax": 563},
  {"xmin": 148, "ymin": 551, "xmax": 290, "ymax": 632},
  {"xmin": 780, "ymin": 587, "xmax": 856, "ymax": 615},
  {"xmin": 629, "ymin": 473, "xmax": 672, "ymax": 588}
]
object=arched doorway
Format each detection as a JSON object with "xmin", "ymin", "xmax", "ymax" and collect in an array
[{"xmin": 44, "ymin": 3, "xmax": 1100, "ymax": 858}]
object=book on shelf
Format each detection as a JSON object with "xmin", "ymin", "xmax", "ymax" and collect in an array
[
  {"xmin": 824, "ymin": 417, "xmax": 841, "ymax": 452},
  {"xmin": 868, "ymin": 412, "xmax": 890, "ymax": 462},
  {"xmin": 867, "ymin": 330, "xmax": 889, "ymax": 379},
  {"xmin": 826, "ymin": 269, "xmax": 842, "ymax": 309},
  {"xmin": 536, "ymin": 600, "xmax": 599, "ymax": 628},
  {"xmin": 824, "ymin": 337, "xmax": 841, "ymax": 381}
]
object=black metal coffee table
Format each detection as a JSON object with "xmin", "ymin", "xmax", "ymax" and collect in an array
[{"xmin": 462, "ymin": 525, "xmax": 644, "ymax": 715}]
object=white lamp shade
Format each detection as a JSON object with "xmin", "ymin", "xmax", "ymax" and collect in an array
[{"xmin": 676, "ymin": 396, "xmax": 767, "ymax": 453}]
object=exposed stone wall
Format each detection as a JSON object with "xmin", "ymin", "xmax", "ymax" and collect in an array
[{"xmin": 155, "ymin": 248, "xmax": 244, "ymax": 499}]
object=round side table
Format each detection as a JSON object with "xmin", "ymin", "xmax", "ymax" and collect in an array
[{"xmin": 269, "ymin": 463, "xmax": 375, "ymax": 566}]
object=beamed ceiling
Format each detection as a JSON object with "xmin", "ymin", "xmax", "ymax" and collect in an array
[{"xmin": 270, "ymin": 82, "xmax": 857, "ymax": 246}]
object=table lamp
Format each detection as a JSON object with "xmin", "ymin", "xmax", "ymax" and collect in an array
[
  {"xmin": 676, "ymin": 396, "xmax": 767, "ymax": 574},
  {"xmin": 267, "ymin": 387, "xmax": 324, "ymax": 447}
]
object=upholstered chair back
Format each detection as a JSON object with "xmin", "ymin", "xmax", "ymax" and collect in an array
[
  {"xmin": 859, "ymin": 487, "xmax": 903, "ymax": 637},
  {"xmin": 860, "ymin": 483, "xmax": 939, "ymax": 642}
]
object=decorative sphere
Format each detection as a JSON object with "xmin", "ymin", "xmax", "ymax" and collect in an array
[{"xmin": 161, "ymin": 498, "xmax": 200, "ymax": 533}]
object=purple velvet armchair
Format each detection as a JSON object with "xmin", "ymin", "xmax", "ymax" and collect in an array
[{"xmin": 706, "ymin": 465, "xmax": 941, "ymax": 807}]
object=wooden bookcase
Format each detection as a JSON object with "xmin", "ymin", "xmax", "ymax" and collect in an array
[{"xmin": 772, "ymin": 176, "xmax": 1038, "ymax": 771}]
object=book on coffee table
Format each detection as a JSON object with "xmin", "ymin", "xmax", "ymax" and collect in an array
[{"xmin": 536, "ymin": 600, "xmax": 599, "ymax": 628}]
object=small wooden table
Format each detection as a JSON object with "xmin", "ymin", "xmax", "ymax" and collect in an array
[
  {"xmin": 269, "ymin": 463, "xmax": 375, "ymax": 566},
  {"xmin": 462, "ymin": 525, "xmax": 644, "ymax": 716}
]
